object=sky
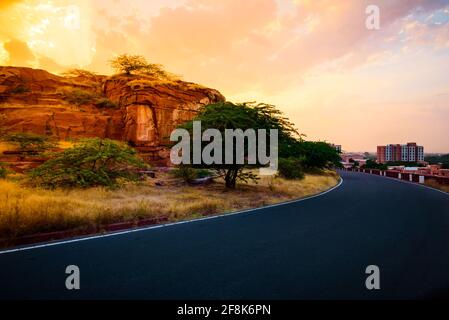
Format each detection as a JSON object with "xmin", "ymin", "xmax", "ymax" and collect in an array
[{"xmin": 1, "ymin": 0, "xmax": 449, "ymax": 152}]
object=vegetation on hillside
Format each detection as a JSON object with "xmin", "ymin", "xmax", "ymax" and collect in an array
[
  {"xmin": 110, "ymin": 54, "xmax": 179, "ymax": 80},
  {"xmin": 8, "ymin": 85, "xmax": 30, "ymax": 94},
  {"xmin": 61, "ymin": 88, "xmax": 117, "ymax": 108},
  {"xmin": 0, "ymin": 165, "xmax": 6, "ymax": 179},
  {"xmin": 61, "ymin": 68, "xmax": 98, "ymax": 78},
  {"xmin": 1, "ymin": 132, "xmax": 56, "ymax": 153}
]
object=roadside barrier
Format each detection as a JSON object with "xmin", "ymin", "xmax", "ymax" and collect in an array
[{"xmin": 344, "ymin": 168, "xmax": 449, "ymax": 186}]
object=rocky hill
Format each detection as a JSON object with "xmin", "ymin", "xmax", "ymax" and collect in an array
[{"xmin": 0, "ymin": 66, "xmax": 225, "ymax": 164}]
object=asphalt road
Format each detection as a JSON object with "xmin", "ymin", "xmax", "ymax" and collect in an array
[{"xmin": 1, "ymin": 170, "xmax": 448, "ymax": 299}]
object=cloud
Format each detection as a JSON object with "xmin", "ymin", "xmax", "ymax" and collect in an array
[
  {"xmin": 0, "ymin": 0, "xmax": 22, "ymax": 9},
  {"xmin": 3, "ymin": 39, "xmax": 36, "ymax": 66},
  {"xmin": 84, "ymin": 0, "xmax": 447, "ymax": 94},
  {"xmin": 3, "ymin": 0, "xmax": 447, "ymax": 90}
]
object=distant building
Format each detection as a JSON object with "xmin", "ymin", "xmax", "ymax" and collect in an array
[
  {"xmin": 377, "ymin": 146, "xmax": 386, "ymax": 163},
  {"xmin": 376, "ymin": 142, "xmax": 424, "ymax": 164},
  {"xmin": 386, "ymin": 164, "xmax": 449, "ymax": 177},
  {"xmin": 340, "ymin": 152, "xmax": 366, "ymax": 169}
]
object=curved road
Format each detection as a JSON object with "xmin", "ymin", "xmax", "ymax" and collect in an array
[{"xmin": 1, "ymin": 170, "xmax": 448, "ymax": 299}]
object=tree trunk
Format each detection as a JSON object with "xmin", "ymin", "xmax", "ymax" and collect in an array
[{"xmin": 224, "ymin": 168, "xmax": 238, "ymax": 188}]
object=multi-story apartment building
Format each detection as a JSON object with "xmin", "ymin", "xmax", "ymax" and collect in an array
[
  {"xmin": 377, "ymin": 146, "xmax": 386, "ymax": 163},
  {"xmin": 377, "ymin": 142, "xmax": 424, "ymax": 164}
]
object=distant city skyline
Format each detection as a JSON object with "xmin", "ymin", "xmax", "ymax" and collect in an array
[{"xmin": 1, "ymin": 1, "xmax": 448, "ymax": 152}]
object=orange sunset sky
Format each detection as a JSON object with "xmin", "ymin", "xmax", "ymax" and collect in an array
[{"xmin": 1, "ymin": 0, "xmax": 448, "ymax": 152}]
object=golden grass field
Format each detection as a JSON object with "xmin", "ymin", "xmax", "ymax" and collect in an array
[{"xmin": 0, "ymin": 171, "xmax": 339, "ymax": 241}]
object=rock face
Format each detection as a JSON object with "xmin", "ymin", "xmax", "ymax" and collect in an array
[{"xmin": 0, "ymin": 67, "xmax": 225, "ymax": 164}]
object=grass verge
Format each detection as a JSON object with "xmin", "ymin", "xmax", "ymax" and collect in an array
[{"xmin": 424, "ymin": 179, "xmax": 449, "ymax": 194}]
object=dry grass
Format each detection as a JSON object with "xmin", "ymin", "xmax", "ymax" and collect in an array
[
  {"xmin": 58, "ymin": 140, "xmax": 75, "ymax": 149},
  {"xmin": 0, "ymin": 140, "xmax": 73, "ymax": 153},
  {"xmin": 425, "ymin": 179, "xmax": 449, "ymax": 193},
  {"xmin": 127, "ymin": 78, "xmax": 205, "ymax": 90},
  {"xmin": 0, "ymin": 171, "xmax": 339, "ymax": 241}
]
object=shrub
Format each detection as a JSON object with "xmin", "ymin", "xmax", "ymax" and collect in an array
[
  {"xmin": 30, "ymin": 138, "xmax": 146, "ymax": 188},
  {"xmin": 171, "ymin": 166, "xmax": 214, "ymax": 183},
  {"xmin": 62, "ymin": 88, "xmax": 117, "ymax": 108},
  {"xmin": 94, "ymin": 97, "xmax": 117, "ymax": 108},
  {"xmin": 2, "ymin": 132, "xmax": 56, "ymax": 152},
  {"xmin": 63, "ymin": 89, "xmax": 96, "ymax": 105},
  {"xmin": 8, "ymin": 85, "xmax": 30, "ymax": 94},
  {"xmin": 277, "ymin": 158, "xmax": 305, "ymax": 180},
  {"xmin": 171, "ymin": 165, "xmax": 199, "ymax": 183},
  {"xmin": 61, "ymin": 69, "xmax": 97, "ymax": 78},
  {"xmin": 196, "ymin": 169, "xmax": 212, "ymax": 178},
  {"xmin": 0, "ymin": 166, "xmax": 7, "ymax": 179}
]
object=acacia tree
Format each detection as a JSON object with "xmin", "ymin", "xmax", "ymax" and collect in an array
[
  {"xmin": 110, "ymin": 54, "xmax": 150, "ymax": 75},
  {"xmin": 109, "ymin": 54, "xmax": 177, "ymax": 79},
  {"xmin": 175, "ymin": 102, "xmax": 299, "ymax": 188}
]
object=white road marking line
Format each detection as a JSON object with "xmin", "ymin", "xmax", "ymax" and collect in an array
[{"xmin": 0, "ymin": 178, "xmax": 344, "ymax": 255}]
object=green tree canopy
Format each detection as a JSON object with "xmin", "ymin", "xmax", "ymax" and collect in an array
[
  {"xmin": 425, "ymin": 154, "xmax": 449, "ymax": 169},
  {"xmin": 176, "ymin": 101, "xmax": 299, "ymax": 188},
  {"xmin": 288, "ymin": 141, "xmax": 342, "ymax": 170},
  {"xmin": 30, "ymin": 138, "xmax": 146, "ymax": 188},
  {"xmin": 363, "ymin": 159, "xmax": 387, "ymax": 170}
]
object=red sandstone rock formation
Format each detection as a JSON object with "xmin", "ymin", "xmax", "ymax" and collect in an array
[{"xmin": 0, "ymin": 66, "xmax": 225, "ymax": 164}]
